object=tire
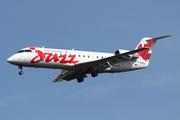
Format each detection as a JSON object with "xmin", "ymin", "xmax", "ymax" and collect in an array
[
  {"xmin": 77, "ymin": 77, "xmax": 84, "ymax": 83},
  {"xmin": 19, "ymin": 71, "xmax": 23, "ymax": 75},
  {"xmin": 91, "ymin": 72, "xmax": 98, "ymax": 77}
]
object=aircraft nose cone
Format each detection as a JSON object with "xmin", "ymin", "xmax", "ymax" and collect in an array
[{"xmin": 7, "ymin": 56, "xmax": 13, "ymax": 63}]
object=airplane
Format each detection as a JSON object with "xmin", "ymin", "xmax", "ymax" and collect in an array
[{"xmin": 7, "ymin": 35, "xmax": 172, "ymax": 83}]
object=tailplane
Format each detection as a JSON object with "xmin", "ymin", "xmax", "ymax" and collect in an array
[{"xmin": 135, "ymin": 35, "xmax": 172, "ymax": 61}]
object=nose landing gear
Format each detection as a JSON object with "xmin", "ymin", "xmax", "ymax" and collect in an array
[{"xmin": 18, "ymin": 66, "xmax": 23, "ymax": 75}]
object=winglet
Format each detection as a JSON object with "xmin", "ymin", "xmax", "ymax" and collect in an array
[{"xmin": 57, "ymin": 73, "xmax": 60, "ymax": 78}]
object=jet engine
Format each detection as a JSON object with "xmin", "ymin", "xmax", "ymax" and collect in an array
[
  {"xmin": 115, "ymin": 49, "xmax": 129, "ymax": 55},
  {"xmin": 115, "ymin": 49, "xmax": 139, "ymax": 59}
]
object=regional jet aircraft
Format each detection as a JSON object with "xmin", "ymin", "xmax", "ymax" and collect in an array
[{"xmin": 7, "ymin": 35, "xmax": 172, "ymax": 83}]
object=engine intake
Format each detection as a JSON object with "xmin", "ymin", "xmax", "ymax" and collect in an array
[{"xmin": 115, "ymin": 49, "xmax": 129, "ymax": 55}]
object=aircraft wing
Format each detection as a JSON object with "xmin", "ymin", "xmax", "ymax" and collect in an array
[
  {"xmin": 73, "ymin": 47, "xmax": 149, "ymax": 72},
  {"xmin": 53, "ymin": 47, "xmax": 148, "ymax": 82},
  {"xmin": 53, "ymin": 70, "xmax": 87, "ymax": 82}
]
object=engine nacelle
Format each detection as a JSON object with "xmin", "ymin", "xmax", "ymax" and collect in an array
[
  {"xmin": 115, "ymin": 49, "xmax": 129, "ymax": 55},
  {"xmin": 115, "ymin": 49, "xmax": 139, "ymax": 59}
]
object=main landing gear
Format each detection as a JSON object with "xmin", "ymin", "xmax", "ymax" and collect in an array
[
  {"xmin": 77, "ymin": 77, "xmax": 84, "ymax": 83},
  {"xmin": 76, "ymin": 73, "xmax": 84, "ymax": 83},
  {"xmin": 18, "ymin": 66, "xmax": 23, "ymax": 75},
  {"xmin": 91, "ymin": 69, "xmax": 98, "ymax": 77},
  {"xmin": 76, "ymin": 69, "xmax": 98, "ymax": 83}
]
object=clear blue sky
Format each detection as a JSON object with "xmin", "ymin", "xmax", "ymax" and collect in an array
[{"xmin": 1, "ymin": 0, "xmax": 180, "ymax": 120}]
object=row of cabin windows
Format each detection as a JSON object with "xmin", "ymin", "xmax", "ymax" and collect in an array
[{"xmin": 46, "ymin": 52, "xmax": 103, "ymax": 59}]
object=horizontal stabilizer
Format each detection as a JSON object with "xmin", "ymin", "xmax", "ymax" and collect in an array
[{"xmin": 153, "ymin": 35, "xmax": 173, "ymax": 41}]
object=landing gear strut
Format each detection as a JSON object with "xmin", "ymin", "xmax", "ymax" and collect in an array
[{"xmin": 18, "ymin": 66, "xmax": 23, "ymax": 75}]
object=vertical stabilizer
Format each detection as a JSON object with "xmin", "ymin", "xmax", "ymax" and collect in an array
[{"xmin": 135, "ymin": 35, "xmax": 172, "ymax": 61}]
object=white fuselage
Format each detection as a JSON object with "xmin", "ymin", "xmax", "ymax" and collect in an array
[
  {"xmin": 7, "ymin": 47, "xmax": 149, "ymax": 73},
  {"xmin": 6, "ymin": 35, "xmax": 172, "ymax": 82}
]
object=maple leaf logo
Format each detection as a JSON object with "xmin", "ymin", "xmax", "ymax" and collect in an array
[{"xmin": 137, "ymin": 38, "xmax": 153, "ymax": 61}]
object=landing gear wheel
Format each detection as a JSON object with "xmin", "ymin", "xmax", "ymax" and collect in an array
[
  {"xmin": 91, "ymin": 71, "xmax": 98, "ymax": 77},
  {"xmin": 77, "ymin": 77, "xmax": 84, "ymax": 83},
  {"xmin": 91, "ymin": 69, "xmax": 98, "ymax": 77},
  {"xmin": 19, "ymin": 71, "xmax": 23, "ymax": 75}
]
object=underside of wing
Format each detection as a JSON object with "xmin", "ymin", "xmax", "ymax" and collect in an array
[{"xmin": 53, "ymin": 70, "xmax": 87, "ymax": 82}]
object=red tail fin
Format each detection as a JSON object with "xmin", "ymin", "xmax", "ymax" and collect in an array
[
  {"xmin": 135, "ymin": 35, "xmax": 172, "ymax": 61},
  {"xmin": 136, "ymin": 38, "xmax": 153, "ymax": 61}
]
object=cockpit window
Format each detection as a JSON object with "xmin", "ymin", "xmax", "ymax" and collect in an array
[
  {"xmin": 24, "ymin": 50, "xmax": 32, "ymax": 52},
  {"xmin": 17, "ymin": 49, "xmax": 32, "ymax": 53},
  {"xmin": 17, "ymin": 50, "xmax": 24, "ymax": 53}
]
